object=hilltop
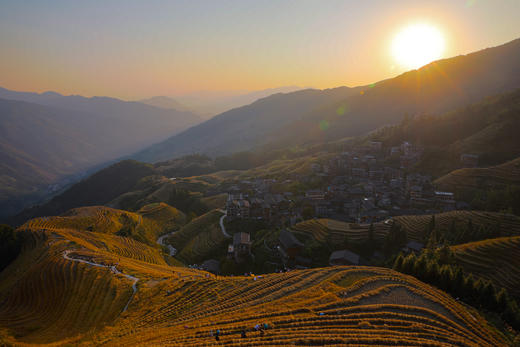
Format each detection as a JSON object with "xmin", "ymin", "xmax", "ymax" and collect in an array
[{"xmin": 0, "ymin": 221, "xmax": 507, "ymax": 346}]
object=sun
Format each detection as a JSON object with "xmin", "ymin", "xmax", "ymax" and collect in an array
[{"xmin": 392, "ymin": 23, "xmax": 445, "ymax": 69}]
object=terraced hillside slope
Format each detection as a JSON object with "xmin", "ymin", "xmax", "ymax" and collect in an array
[
  {"xmin": 392, "ymin": 210, "xmax": 520, "ymax": 241},
  {"xmin": 23, "ymin": 204, "xmax": 185, "ymax": 246},
  {"xmin": 166, "ymin": 209, "xmax": 227, "ymax": 264},
  {"xmin": 452, "ymin": 236, "xmax": 520, "ymax": 298},
  {"xmin": 435, "ymin": 157, "xmax": 520, "ymax": 214},
  {"xmin": 0, "ymin": 219, "xmax": 202, "ymax": 345},
  {"xmin": 291, "ymin": 210, "xmax": 520, "ymax": 245},
  {"xmin": 0, "ymin": 219, "xmax": 507, "ymax": 346},
  {"xmin": 435, "ymin": 157, "xmax": 520, "ymax": 191},
  {"xmin": 291, "ymin": 218, "xmax": 390, "ymax": 244}
]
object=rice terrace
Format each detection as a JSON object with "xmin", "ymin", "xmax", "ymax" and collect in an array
[{"xmin": 1, "ymin": 1, "xmax": 520, "ymax": 346}]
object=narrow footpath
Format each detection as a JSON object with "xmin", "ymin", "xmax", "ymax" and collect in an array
[
  {"xmin": 217, "ymin": 209, "xmax": 231, "ymax": 238},
  {"xmin": 63, "ymin": 250, "xmax": 139, "ymax": 312},
  {"xmin": 156, "ymin": 231, "xmax": 178, "ymax": 256}
]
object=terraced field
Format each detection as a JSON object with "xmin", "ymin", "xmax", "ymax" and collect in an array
[
  {"xmin": 166, "ymin": 209, "xmax": 227, "ymax": 264},
  {"xmin": 290, "ymin": 211, "xmax": 520, "ymax": 249},
  {"xmin": 392, "ymin": 210, "xmax": 520, "ymax": 241},
  {"xmin": 435, "ymin": 157, "xmax": 520, "ymax": 191},
  {"xmin": 93, "ymin": 266, "xmax": 505, "ymax": 346},
  {"xmin": 291, "ymin": 219, "xmax": 390, "ymax": 244},
  {"xmin": 452, "ymin": 236, "xmax": 520, "ymax": 298},
  {"xmin": 23, "ymin": 204, "xmax": 186, "ymax": 246},
  {"xmin": 0, "ymin": 213, "xmax": 509, "ymax": 345}
]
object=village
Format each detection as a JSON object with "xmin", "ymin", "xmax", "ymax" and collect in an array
[{"xmin": 200, "ymin": 141, "xmax": 480, "ymax": 274}]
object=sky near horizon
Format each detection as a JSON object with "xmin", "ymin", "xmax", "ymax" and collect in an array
[{"xmin": 1, "ymin": 0, "xmax": 519, "ymax": 100}]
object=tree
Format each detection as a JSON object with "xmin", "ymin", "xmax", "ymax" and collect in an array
[
  {"xmin": 368, "ymin": 223, "xmax": 375, "ymax": 242},
  {"xmin": 452, "ymin": 267, "xmax": 465, "ymax": 297},
  {"xmin": 437, "ymin": 242, "xmax": 453, "ymax": 265},
  {"xmin": 463, "ymin": 273, "xmax": 476, "ymax": 299},
  {"xmin": 393, "ymin": 253, "xmax": 404, "ymax": 271},
  {"xmin": 401, "ymin": 253, "xmax": 417, "ymax": 274},
  {"xmin": 495, "ymin": 288, "xmax": 509, "ymax": 312},
  {"xmin": 480, "ymin": 281, "xmax": 496, "ymax": 308},
  {"xmin": 439, "ymin": 265, "xmax": 453, "ymax": 292},
  {"xmin": 413, "ymin": 254, "xmax": 428, "ymax": 279}
]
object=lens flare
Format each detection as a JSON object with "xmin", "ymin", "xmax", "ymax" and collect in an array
[{"xmin": 319, "ymin": 120, "xmax": 329, "ymax": 131}]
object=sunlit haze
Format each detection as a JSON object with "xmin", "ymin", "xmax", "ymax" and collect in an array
[
  {"xmin": 1, "ymin": 0, "xmax": 519, "ymax": 99},
  {"xmin": 392, "ymin": 23, "xmax": 445, "ymax": 69}
]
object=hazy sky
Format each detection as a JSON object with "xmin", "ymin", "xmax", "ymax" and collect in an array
[{"xmin": 1, "ymin": 0, "xmax": 519, "ymax": 99}]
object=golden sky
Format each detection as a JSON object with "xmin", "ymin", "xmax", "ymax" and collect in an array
[{"xmin": 1, "ymin": 0, "xmax": 519, "ymax": 99}]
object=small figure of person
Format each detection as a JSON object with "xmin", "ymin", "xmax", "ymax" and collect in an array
[{"xmin": 241, "ymin": 329, "xmax": 247, "ymax": 338}]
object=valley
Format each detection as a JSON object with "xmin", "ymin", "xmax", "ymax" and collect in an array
[{"xmin": 1, "ymin": 6, "xmax": 520, "ymax": 344}]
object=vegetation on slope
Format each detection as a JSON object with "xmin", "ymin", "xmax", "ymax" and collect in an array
[
  {"xmin": 167, "ymin": 209, "xmax": 227, "ymax": 264},
  {"xmin": 452, "ymin": 236, "xmax": 520, "ymax": 298},
  {"xmin": 0, "ymin": 210, "xmax": 513, "ymax": 345},
  {"xmin": 288, "ymin": 211, "xmax": 520, "ymax": 263},
  {"xmin": 391, "ymin": 210, "xmax": 520, "ymax": 243},
  {"xmin": 435, "ymin": 157, "xmax": 520, "ymax": 214},
  {"xmin": 0, "ymin": 225, "xmax": 24, "ymax": 272},
  {"xmin": 21, "ymin": 204, "xmax": 185, "ymax": 247},
  {"xmin": 394, "ymin": 245, "xmax": 520, "ymax": 333},
  {"xmin": 370, "ymin": 87, "xmax": 520, "ymax": 177},
  {"xmin": 10, "ymin": 160, "xmax": 155, "ymax": 225},
  {"xmin": 95, "ymin": 266, "xmax": 506, "ymax": 346}
]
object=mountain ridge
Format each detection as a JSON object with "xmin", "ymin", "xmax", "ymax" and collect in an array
[{"xmin": 132, "ymin": 38, "xmax": 520, "ymax": 163}]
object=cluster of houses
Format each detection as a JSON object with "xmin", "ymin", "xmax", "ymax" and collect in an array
[
  {"xmin": 225, "ymin": 191, "xmax": 298, "ymax": 225},
  {"xmin": 225, "ymin": 141, "xmax": 462, "ymax": 226},
  {"xmin": 204, "ymin": 140, "xmax": 475, "ymax": 272}
]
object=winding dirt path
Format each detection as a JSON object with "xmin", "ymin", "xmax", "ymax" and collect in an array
[
  {"xmin": 217, "ymin": 209, "xmax": 231, "ymax": 238},
  {"xmin": 63, "ymin": 250, "xmax": 139, "ymax": 312}
]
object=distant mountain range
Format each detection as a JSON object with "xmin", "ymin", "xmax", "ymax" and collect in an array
[
  {"xmin": 172, "ymin": 86, "xmax": 305, "ymax": 117},
  {"xmin": 0, "ymin": 89, "xmax": 202, "ymax": 218},
  {"xmin": 132, "ymin": 38, "xmax": 520, "ymax": 163},
  {"xmin": 138, "ymin": 96, "xmax": 197, "ymax": 115}
]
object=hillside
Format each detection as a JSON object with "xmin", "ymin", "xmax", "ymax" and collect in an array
[
  {"xmin": 21, "ymin": 203, "xmax": 185, "ymax": 246},
  {"xmin": 133, "ymin": 38, "xmax": 520, "ymax": 163},
  {"xmin": 138, "ymin": 96, "xmax": 196, "ymax": 114},
  {"xmin": 369, "ymin": 88, "xmax": 520, "ymax": 177},
  {"xmin": 0, "ymin": 88, "xmax": 201, "ymax": 218},
  {"xmin": 132, "ymin": 87, "xmax": 362, "ymax": 162},
  {"xmin": 392, "ymin": 210, "xmax": 520, "ymax": 242},
  {"xmin": 436, "ymin": 157, "xmax": 520, "ymax": 191},
  {"xmin": 452, "ymin": 236, "xmax": 520, "ymax": 299},
  {"xmin": 435, "ymin": 158, "xmax": 520, "ymax": 214},
  {"xmin": 8, "ymin": 158, "xmax": 222, "ymax": 226},
  {"xmin": 0, "ymin": 223, "xmax": 506, "ymax": 345},
  {"xmin": 291, "ymin": 210, "xmax": 520, "ymax": 247},
  {"xmin": 8, "ymin": 160, "xmax": 156, "ymax": 225},
  {"xmin": 166, "ymin": 209, "xmax": 227, "ymax": 264}
]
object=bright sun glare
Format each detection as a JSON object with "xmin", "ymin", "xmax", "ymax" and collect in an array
[{"xmin": 392, "ymin": 23, "xmax": 445, "ymax": 69}]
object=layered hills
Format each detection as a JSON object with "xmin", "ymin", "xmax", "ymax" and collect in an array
[
  {"xmin": 0, "ymin": 88, "xmax": 202, "ymax": 218},
  {"xmin": 133, "ymin": 38, "xmax": 520, "ymax": 163}
]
